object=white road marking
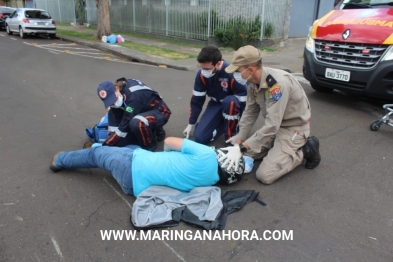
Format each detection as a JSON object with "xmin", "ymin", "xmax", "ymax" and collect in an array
[
  {"xmin": 4, "ymin": 203, "xmax": 15, "ymax": 205},
  {"xmin": 38, "ymin": 45, "xmax": 94, "ymax": 51},
  {"xmin": 23, "ymin": 42, "xmax": 159, "ymax": 67},
  {"xmin": 51, "ymin": 236, "xmax": 64, "ymax": 259},
  {"xmin": 103, "ymin": 178, "xmax": 132, "ymax": 209},
  {"xmin": 162, "ymin": 241, "xmax": 187, "ymax": 262},
  {"xmin": 71, "ymin": 52, "xmax": 102, "ymax": 55},
  {"xmin": 10, "ymin": 38, "xmax": 17, "ymax": 40},
  {"xmin": 0, "ymin": 34, "xmax": 5, "ymax": 37},
  {"xmin": 103, "ymin": 178, "xmax": 187, "ymax": 262}
]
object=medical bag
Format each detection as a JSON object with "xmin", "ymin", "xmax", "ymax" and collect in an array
[{"xmin": 84, "ymin": 114, "xmax": 109, "ymax": 143}]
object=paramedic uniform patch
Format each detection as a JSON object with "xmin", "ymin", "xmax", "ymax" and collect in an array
[
  {"xmin": 221, "ymin": 81, "xmax": 228, "ymax": 88},
  {"xmin": 125, "ymin": 106, "xmax": 134, "ymax": 113},
  {"xmin": 99, "ymin": 90, "xmax": 107, "ymax": 99}
]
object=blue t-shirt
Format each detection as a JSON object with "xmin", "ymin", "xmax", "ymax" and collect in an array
[{"xmin": 131, "ymin": 139, "xmax": 219, "ymax": 196}]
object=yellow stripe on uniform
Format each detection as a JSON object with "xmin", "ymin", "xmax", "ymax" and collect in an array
[
  {"xmin": 311, "ymin": 10, "xmax": 335, "ymax": 38},
  {"xmin": 383, "ymin": 33, "xmax": 393, "ymax": 44}
]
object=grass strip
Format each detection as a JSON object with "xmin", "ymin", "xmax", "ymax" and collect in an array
[{"xmin": 119, "ymin": 41, "xmax": 196, "ymax": 60}]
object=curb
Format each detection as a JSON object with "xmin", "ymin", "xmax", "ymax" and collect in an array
[{"xmin": 57, "ymin": 35, "xmax": 193, "ymax": 71}]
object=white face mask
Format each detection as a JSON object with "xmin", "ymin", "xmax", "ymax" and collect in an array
[
  {"xmin": 233, "ymin": 68, "xmax": 250, "ymax": 85},
  {"xmin": 201, "ymin": 68, "xmax": 216, "ymax": 78},
  {"xmin": 112, "ymin": 93, "xmax": 124, "ymax": 108}
]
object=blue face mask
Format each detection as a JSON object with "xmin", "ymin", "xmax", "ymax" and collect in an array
[{"xmin": 233, "ymin": 68, "xmax": 250, "ymax": 85}]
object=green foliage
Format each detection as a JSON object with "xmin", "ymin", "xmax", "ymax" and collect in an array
[
  {"xmin": 264, "ymin": 22, "xmax": 274, "ymax": 39},
  {"xmin": 214, "ymin": 15, "xmax": 275, "ymax": 50},
  {"xmin": 198, "ymin": 9, "xmax": 218, "ymax": 31},
  {"xmin": 75, "ymin": 0, "xmax": 86, "ymax": 25},
  {"xmin": 213, "ymin": 15, "xmax": 260, "ymax": 50}
]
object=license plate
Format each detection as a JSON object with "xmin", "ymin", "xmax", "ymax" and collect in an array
[
  {"xmin": 325, "ymin": 68, "xmax": 350, "ymax": 82},
  {"xmin": 37, "ymin": 22, "xmax": 46, "ymax": 25}
]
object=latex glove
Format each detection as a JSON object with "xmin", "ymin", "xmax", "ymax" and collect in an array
[
  {"xmin": 183, "ymin": 124, "xmax": 194, "ymax": 138},
  {"xmin": 92, "ymin": 143, "xmax": 102, "ymax": 148},
  {"xmin": 226, "ymin": 134, "xmax": 239, "ymax": 145},
  {"xmin": 219, "ymin": 145, "xmax": 243, "ymax": 171},
  {"xmin": 242, "ymin": 156, "xmax": 254, "ymax": 173}
]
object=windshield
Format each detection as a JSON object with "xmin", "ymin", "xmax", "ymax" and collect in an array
[
  {"xmin": 25, "ymin": 10, "xmax": 51, "ymax": 19},
  {"xmin": 339, "ymin": 0, "xmax": 393, "ymax": 9}
]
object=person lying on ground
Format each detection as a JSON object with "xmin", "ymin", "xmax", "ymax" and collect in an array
[{"xmin": 49, "ymin": 137, "xmax": 244, "ymax": 196}]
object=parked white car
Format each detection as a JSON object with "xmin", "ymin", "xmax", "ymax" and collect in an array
[{"xmin": 5, "ymin": 8, "xmax": 56, "ymax": 39}]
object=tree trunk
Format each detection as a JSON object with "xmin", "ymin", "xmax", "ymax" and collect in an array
[{"xmin": 96, "ymin": 0, "xmax": 111, "ymax": 39}]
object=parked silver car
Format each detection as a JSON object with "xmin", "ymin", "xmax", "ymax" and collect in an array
[
  {"xmin": 5, "ymin": 8, "xmax": 56, "ymax": 39},
  {"xmin": 0, "ymin": 6, "xmax": 16, "ymax": 30}
]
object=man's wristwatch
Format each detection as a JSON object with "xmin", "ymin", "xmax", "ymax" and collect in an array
[{"xmin": 239, "ymin": 144, "xmax": 247, "ymax": 153}]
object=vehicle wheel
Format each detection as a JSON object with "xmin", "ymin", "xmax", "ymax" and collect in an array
[
  {"xmin": 310, "ymin": 83, "xmax": 334, "ymax": 93},
  {"xmin": 6, "ymin": 24, "xmax": 12, "ymax": 35},
  {"xmin": 19, "ymin": 27, "xmax": 26, "ymax": 39},
  {"xmin": 370, "ymin": 120, "xmax": 382, "ymax": 131},
  {"xmin": 49, "ymin": 34, "xmax": 56, "ymax": 39}
]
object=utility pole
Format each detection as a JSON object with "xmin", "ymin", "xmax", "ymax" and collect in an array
[{"xmin": 282, "ymin": 0, "xmax": 292, "ymax": 40}]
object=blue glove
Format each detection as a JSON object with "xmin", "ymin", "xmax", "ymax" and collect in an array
[
  {"xmin": 92, "ymin": 143, "xmax": 102, "ymax": 148},
  {"xmin": 243, "ymin": 156, "xmax": 254, "ymax": 173}
]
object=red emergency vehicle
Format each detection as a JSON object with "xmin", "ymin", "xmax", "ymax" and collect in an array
[{"xmin": 303, "ymin": 0, "xmax": 393, "ymax": 100}]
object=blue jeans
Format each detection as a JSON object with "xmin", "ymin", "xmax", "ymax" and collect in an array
[{"xmin": 55, "ymin": 145, "xmax": 139, "ymax": 196}]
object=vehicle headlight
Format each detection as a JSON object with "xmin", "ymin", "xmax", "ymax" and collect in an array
[
  {"xmin": 381, "ymin": 46, "xmax": 393, "ymax": 61},
  {"xmin": 305, "ymin": 26, "xmax": 315, "ymax": 53}
]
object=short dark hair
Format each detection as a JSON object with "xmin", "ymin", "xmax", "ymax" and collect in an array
[{"xmin": 197, "ymin": 46, "xmax": 222, "ymax": 65}]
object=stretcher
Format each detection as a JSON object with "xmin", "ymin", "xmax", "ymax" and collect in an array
[{"xmin": 370, "ymin": 104, "xmax": 393, "ymax": 131}]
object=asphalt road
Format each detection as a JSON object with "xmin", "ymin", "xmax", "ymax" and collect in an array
[{"xmin": 0, "ymin": 33, "xmax": 392, "ymax": 262}]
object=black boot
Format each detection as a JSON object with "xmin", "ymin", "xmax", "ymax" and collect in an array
[
  {"xmin": 156, "ymin": 127, "xmax": 166, "ymax": 142},
  {"xmin": 302, "ymin": 136, "xmax": 321, "ymax": 169}
]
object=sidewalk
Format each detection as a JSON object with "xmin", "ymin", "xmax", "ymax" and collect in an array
[{"xmin": 56, "ymin": 25, "xmax": 306, "ymax": 73}]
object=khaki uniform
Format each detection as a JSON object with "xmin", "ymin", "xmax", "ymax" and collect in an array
[{"xmin": 238, "ymin": 67, "xmax": 311, "ymax": 184}]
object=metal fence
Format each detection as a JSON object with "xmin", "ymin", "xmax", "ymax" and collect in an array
[
  {"xmin": 34, "ymin": 0, "xmax": 288, "ymax": 40},
  {"xmin": 34, "ymin": 0, "xmax": 76, "ymax": 24}
]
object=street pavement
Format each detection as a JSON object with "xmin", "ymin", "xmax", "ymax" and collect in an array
[
  {"xmin": 56, "ymin": 25, "xmax": 306, "ymax": 73},
  {"xmin": 0, "ymin": 31, "xmax": 392, "ymax": 262}
]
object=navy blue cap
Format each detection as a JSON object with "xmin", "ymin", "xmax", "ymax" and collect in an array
[{"xmin": 97, "ymin": 81, "xmax": 117, "ymax": 108}]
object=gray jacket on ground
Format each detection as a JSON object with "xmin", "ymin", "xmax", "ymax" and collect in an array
[{"xmin": 131, "ymin": 186, "xmax": 223, "ymax": 229}]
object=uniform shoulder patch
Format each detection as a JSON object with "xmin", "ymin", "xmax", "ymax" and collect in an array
[
  {"xmin": 125, "ymin": 106, "xmax": 134, "ymax": 113},
  {"xmin": 269, "ymin": 84, "xmax": 282, "ymax": 101},
  {"xmin": 266, "ymin": 74, "xmax": 277, "ymax": 87}
]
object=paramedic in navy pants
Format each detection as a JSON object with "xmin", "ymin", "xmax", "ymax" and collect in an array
[{"xmin": 183, "ymin": 46, "xmax": 247, "ymax": 145}]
